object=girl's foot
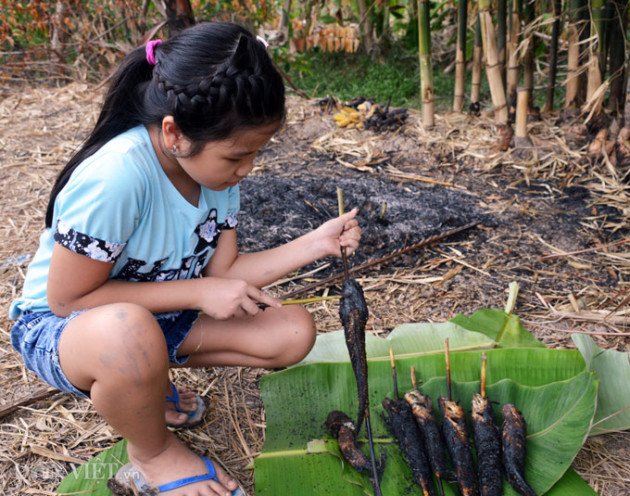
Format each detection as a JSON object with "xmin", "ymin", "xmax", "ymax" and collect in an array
[
  {"xmin": 125, "ymin": 434, "xmax": 240, "ymax": 496},
  {"xmin": 165, "ymin": 383, "xmax": 204, "ymax": 426}
]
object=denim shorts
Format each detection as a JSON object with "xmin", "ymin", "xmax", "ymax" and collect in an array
[{"xmin": 11, "ymin": 309, "xmax": 199, "ymax": 399}]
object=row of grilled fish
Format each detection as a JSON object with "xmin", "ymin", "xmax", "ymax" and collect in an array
[{"xmin": 327, "ymin": 391, "xmax": 535, "ymax": 496}]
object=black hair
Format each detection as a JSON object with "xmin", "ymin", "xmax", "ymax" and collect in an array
[{"xmin": 45, "ymin": 21, "xmax": 285, "ymax": 227}]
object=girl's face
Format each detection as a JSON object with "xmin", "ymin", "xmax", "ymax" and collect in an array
[{"xmin": 169, "ymin": 121, "xmax": 280, "ymax": 192}]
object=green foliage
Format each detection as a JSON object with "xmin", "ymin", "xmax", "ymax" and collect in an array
[{"xmin": 285, "ymin": 47, "xmax": 422, "ymax": 108}]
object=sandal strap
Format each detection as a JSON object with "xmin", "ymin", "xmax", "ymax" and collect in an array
[
  {"xmin": 165, "ymin": 382, "xmax": 185, "ymax": 413},
  {"xmin": 157, "ymin": 456, "xmax": 217, "ymax": 492}
]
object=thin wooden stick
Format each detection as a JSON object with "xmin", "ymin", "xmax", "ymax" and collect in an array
[
  {"xmin": 539, "ymin": 237, "xmax": 630, "ymax": 261},
  {"xmin": 481, "ymin": 352, "xmax": 488, "ymax": 398},
  {"xmin": 337, "ymin": 187, "xmax": 350, "ymax": 281},
  {"xmin": 0, "ymin": 387, "xmax": 60, "ymax": 419},
  {"xmin": 282, "ymin": 221, "xmax": 479, "ymax": 300},
  {"xmin": 445, "ymin": 338, "xmax": 452, "ymax": 401},
  {"xmin": 410, "ymin": 365, "xmax": 419, "ymax": 391},
  {"xmin": 389, "ymin": 348, "xmax": 399, "ymax": 399}
]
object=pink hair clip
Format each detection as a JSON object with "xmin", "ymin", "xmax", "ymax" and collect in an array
[{"xmin": 145, "ymin": 39, "xmax": 162, "ymax": 65}]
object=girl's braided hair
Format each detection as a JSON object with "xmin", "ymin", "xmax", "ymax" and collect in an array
[{"xmin": 46, "ymin": 22, "xmax": 285, "ymax": 227}]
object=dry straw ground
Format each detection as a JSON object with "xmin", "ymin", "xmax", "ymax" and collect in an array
[{"xmin": 1, "ymin": 83, "xmax": 629, "ymax": 495}]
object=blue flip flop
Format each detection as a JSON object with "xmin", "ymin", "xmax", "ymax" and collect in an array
[
  {"xmin": 165, "ymin": 382, "xmax": 207, "ymax": 428},
  {"xmin": 108, "ymin": 455, "xmax": 245, "ymax": 495}
]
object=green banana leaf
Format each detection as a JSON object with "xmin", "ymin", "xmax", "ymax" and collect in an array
[
  {"xmin": 573, "ymin": 334, "xmax": 630, "ymax": 435},
  {"xmin": 451, "ymin": 309, "xmax": 546, "ymax": 348},
  {"xmin": 300, "ymin": 309, "xmax": 544, "ymax": 366},
  {"xmin": 257, "ymin": 346, "xmax": 597, "ymax": 495},
  {"xmin": 56, "ymin": 439, "xmax": 127, "ymax": 495}
]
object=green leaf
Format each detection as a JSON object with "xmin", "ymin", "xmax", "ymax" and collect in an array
[
  {"xmin": 573, "ymin": 334, "xmax": 630, "ymax": 434},
  {"xmin": 546, "ymin": 468, "xmax": 599, "ymax": 496},
  {"xmin": 257, "ymin": 348, "xmax": 596, "ymax": 495},
  {"xmin": 299, "ymin": 320, "xmax": 497, "ymax": 366},
  {"xmin": 56, "ymin": 439, "xmax": 127, "ymax": 495},
  {"xmin": 451, "ymin": 309, "xmax": 546, "ymax": 348}
]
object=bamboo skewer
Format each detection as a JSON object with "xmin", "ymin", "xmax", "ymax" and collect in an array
[
  {"xmin": 389, "ymin": 348, "xmax": 399, "ymax": 400},
  {"xmin": 337, "ymin": 187, "xmax": 351, "ymax": 281},
  {"xmin": 445, "ymin": 338, "xmax": 452, "ymax": 401}
]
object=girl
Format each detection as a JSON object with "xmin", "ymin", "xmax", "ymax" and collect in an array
[{"xmin": 10, "ymin": 22, "xmax": 361, "ymax": 496}]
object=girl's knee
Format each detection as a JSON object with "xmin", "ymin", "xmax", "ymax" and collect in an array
[
  {"xmin": 61, "ymin": 303, "xmax": 167, "ymax": 386},
  {"xmin": 273, "ymin": 306, "xmax": 316, "ymax": 367}
]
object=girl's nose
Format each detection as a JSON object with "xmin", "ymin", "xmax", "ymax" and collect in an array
[{"xmin": 236, "ymin": 160, "xmax": 254, "ymax": 178}]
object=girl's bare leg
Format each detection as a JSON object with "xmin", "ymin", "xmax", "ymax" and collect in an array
[
  {"xmin": 58, "ymin": 303, "xmax": 239, "ymax": 496},
  {"xmin": 176, "ymin": 305, "xmax": 316, "ymax": 368}
]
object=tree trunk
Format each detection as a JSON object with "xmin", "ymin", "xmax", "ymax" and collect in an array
[
  {"xmin": 418, "ymin": 0, "xmax": 434, "ymax": 128},
  {"xmin": 544, "ymin": 0, "xmax": 562, "ymax": 113},
  {"xmin": 470, "ymin": 12, "xmax": 483, "ymax": 115},
  {"xmin": 453, "ymin": 0, "xmax": 468, "ymax": 113},
  {"xmin": 479, "ymin": 0, "xmax": 509, "ymax": 124},
  {"xmin": 506, "ymin": 0, "xmax": 522, "ymax": 120},
  {"xmin": 357, "ymin": 0, "xmax": 374, "ymax": 54},
  {"xmin": 277, "ymin": 0, "xmax": 292, "ymax": 45}
]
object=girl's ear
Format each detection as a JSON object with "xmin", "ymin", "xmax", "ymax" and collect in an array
[{"xmin": 161, "ymin": 116, "xmax": 183, "ymax": 150}]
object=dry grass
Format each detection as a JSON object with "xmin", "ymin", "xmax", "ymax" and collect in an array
[{"xmin": 1, "ymin": 83, "xmax": 629, "ymax": 495}]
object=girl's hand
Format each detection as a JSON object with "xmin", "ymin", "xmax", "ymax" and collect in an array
[
  {"xmin": 198, "ymin": 277, "xmax": 281, "ymax": 320},
  {"xmin": 314, "ymin": 208, "xmax": 362, "ymax": 259}
]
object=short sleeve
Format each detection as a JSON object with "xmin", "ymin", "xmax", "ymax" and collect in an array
[
  {"xmin": 52, "ymin": 152, "xmax": 146, "ymax": 263},
  {"xmin": 223, "ymin": 185, "xmax": 240, "ymax": 229}
]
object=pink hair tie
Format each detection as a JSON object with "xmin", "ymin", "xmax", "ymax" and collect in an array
[{"xmin": 145, "ymin": 39, "xmax": 162, "ymax": 65}]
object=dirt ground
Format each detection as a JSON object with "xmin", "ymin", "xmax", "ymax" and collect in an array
[{"xmin": 1, "ymin": 83, "xmax": 629, "ymax": 495}]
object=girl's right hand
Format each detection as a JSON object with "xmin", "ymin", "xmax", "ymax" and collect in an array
[{"xmin": 198, "ymin": 277, "xmax": 281, "ymax": 320}]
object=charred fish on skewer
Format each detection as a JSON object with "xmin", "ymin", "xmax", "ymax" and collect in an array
[
  {"xmin": 439, "ymin": 339, "xmax": 480, "ymax": 496},
  {"xmin": 404, "ymin": 366, "xmax": 452, "ymax": 496},
  {"xmin": 502, "ymin": 404, "xmax": 537, "ymax": 496},
  {"xmin": 471, "ymin": 354, "xmax": 503, "ymax": 496},
  {"xmin": 383, "ymin": 397, "xmax": 437, "ymax": 496},
  {"xmin": 337, "ymin": 188, "xmax": 381, "ymax": 496}
]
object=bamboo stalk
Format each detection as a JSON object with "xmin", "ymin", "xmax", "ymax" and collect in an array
[
  {"xmin": 506, "ymin": 0, "xmax": 522, "ymax": 120},
  {"xmin": 497, "ymin": 0, "xmax": 508, "ymax": 77},
  {"xmin": 585, "ymin": 0, "xmax": 605, "ymax": 116},
  {"xmin": 521, "ymin": 0, "xmax": 535, "ymax": 109},
  {"xmin": 479, "ymin": 0, "xmax": 509, "ymax": 124},
  {"xmin": 564, "ymin": 0, "xmax": 581, "ymax": 108},
  {"xmin": 418, "ymin": 0, "xmax": 434, "ymax": 128},
  {"xmin": 607, "ymin": 0, "xmax": 629, "ymax": 115},
  {"xmin": 453, "ymin": 0, "xmax": 468, "ymax": 113},
  {"xmin": 470, "ymin": 12, "xmax": 483, "ymax": 115},
  {"xmin": 544, "ymin": 0, "xmax": 562, "ymax": 113},
  {"xmin": 515, "ymin": 88, "xmax": 529, "ymax": 139}
]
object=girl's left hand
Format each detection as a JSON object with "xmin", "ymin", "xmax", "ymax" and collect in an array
[{"xmin": 314, "ymin": 208, "xmax": 362, "ymax": 258}]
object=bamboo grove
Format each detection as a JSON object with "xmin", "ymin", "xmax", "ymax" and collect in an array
[
  {"xmin": 415, "ymin": 0, "xmax": 630, "ymax": 145},
  {"xmin": 4, "ymin": 0, "xmax": 630, "ymax": 137}
]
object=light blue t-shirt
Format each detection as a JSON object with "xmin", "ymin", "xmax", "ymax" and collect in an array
[{"xmin": 10, "ymin": 126, "xmax": 239, "ymax": 319}]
